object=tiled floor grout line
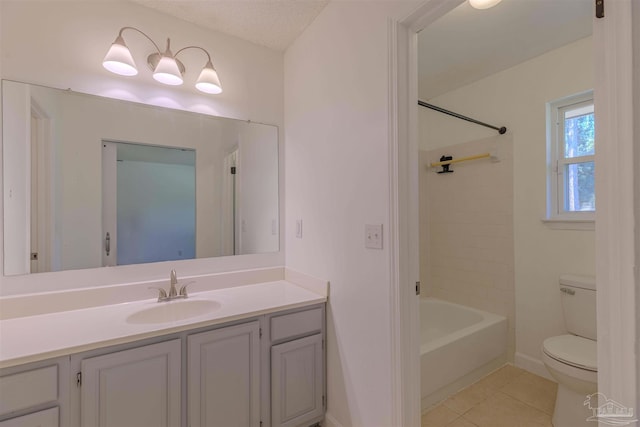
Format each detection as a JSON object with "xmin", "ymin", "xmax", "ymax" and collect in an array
[
  {"xmin": 422, "ymin": 364, "xmax": 557, "ymax": 427},
  {"xmin": 497, "ymin": 389, "xmax": 555, "ymax": 416}
]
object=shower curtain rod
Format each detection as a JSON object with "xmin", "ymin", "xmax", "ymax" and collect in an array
[{"xmin": 418, "ymin": 100, "xmax": 507, "ymax": 135}]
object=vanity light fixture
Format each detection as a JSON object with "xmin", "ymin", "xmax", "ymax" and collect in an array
[
  {"xmin": 468, "ymin": 0, "xmax": 502, "ymax": 9},
  {"xmin": 103, "ymin": 26, "xmax": 222, "ymax": 94}
]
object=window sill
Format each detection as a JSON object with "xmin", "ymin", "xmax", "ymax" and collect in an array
[{"xmin": 541, "ymin": 218, "xmax": 595, "ymax": 230}]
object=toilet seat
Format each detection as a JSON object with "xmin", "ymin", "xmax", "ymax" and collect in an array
[{"xmin": 543, "ymin": 334, "xmax": 597, "ymax": 372}]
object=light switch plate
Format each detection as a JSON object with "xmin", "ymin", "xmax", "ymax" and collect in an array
[
  {"xmin": 296, "ymin": 219, "xmax": 303, "ymax": 238},
  {"xmin": 365, "ymin": 224, "xmax": 383, "ymax": 249}
]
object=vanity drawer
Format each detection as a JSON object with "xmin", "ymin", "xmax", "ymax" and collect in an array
[
  {"xmin": 270, "ymin": 307, "xmax": 322, "ymax": 342},
  {"xmin": 0, "ymin": 365, "xmax": 58, "ymax": 416},
  {"xmin": 0, "ymin": 407, "xmax": 58, "ymax": 427}
]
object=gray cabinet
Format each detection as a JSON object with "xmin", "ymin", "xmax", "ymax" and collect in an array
[
  {"xmin": 188, "ymin": 321, "xmax": 261, "ymax": 427},
  {"xmin": 271, "ymin": 334, "xmax": 323, "ymax": 427},
  {"xmin": 3, "ymin": 303, "xmax": 325, "ymax": 427},
  {"xmin": 268, "ymin": 306, "xmax": 325, "ymax": 427},
  {"xmin": 80, "ymin": 339, "xmax": 181, "ymax": 427},
  {"xmin": 0, "ymin": 358, "xmax": 68, "ymax": 427},
  {"xmin": 0, "ymin": 408, "xmax": 58, "ymax": 427}
]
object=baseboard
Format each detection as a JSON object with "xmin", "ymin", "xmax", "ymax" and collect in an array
[
  {"xmin": 515, "ymin": 352, "xmax": 555, "ymax": 382},
  {"xmin": 323, "ymin": 413, "xmax": 344, "ymax": 427}
]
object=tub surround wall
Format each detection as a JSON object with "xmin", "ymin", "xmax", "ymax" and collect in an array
[
  {"xmin": 420, "ymin": 135, "xmax": 515, "ymax": 360},
  {"xmin": 419, "ymin": 36, "xmax": 594, "ymax": 377}
]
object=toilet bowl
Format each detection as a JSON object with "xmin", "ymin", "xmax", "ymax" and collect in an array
[
  {"xmin": 543, "ymin": 334, "xmax": 597, "ymax": 427},
  {"xmin": 542, "ymin": 275, "xmax": 597, "ymax": 427}
]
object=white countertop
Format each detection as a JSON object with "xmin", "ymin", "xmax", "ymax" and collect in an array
[{"xmin": 0, "ymin": 280, "xmax": 325, "ymax": 369}]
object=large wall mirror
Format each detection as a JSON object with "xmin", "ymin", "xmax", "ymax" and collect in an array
[{"xmin": 2, "ymin": 80, "xmax": 279, "ymax": 277}]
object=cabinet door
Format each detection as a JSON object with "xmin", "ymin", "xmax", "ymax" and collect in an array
[
  {"xmin": 80, "ymin": 339, "xmax": 181, "ymax": 427},
  {"xmin": 188, "ymin": 321, "xmax": 260, "ymax": 427},
  {"xmin": 0, "ymin": 407, "xmax": 58, "ymax": 427},
  {"xmin": 271, "ymin": 334, "xmax": 323, "ymax": 427}
]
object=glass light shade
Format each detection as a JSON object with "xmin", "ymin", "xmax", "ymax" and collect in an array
[
  {"xmin": 103, "ymin": 36, "xmax": 138, "ymax": 76},
  {"xmin": 469, "ymin": 0, "xmax": 502, "ymax": 9},
  {"xmin": 195, "ymin": 62, "xmax": 223, "ymax": 94},
  {"xmin": 153, "ymin": 55, "xmax": 184, "ymax": 86}
]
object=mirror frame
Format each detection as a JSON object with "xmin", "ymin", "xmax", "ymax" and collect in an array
[{"xmin": 0, "ymin": 80, "xmax": 285, "ymax": 297}]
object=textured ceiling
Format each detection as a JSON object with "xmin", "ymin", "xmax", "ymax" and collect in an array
[
  {"xmin": 130, "ymin": 0, "xmax": 329, "ymax": 51},
  {"xmin": 418, "ymin": 0, "xmax": 593, "ymax": 100}
]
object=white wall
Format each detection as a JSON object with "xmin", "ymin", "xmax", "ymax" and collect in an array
[
  {"xmin": 0, "ymin": 0, "xmax": 284, "ymax": 293},
  {"xmin": 2, "ymin": 82, "xmax": 30, "ymax": 275},
  {"xmin": 284, "ymin": 2, "xmax": 418, "ymax": 426},
  {"xmin": 0, "ymin": 1, "xmax": 282, "ymax": 126},
  {"xmin": 419, "ymin": 36, "xmax": 595, "ymax": 376},
  {"xmin": 236, "ymin": 125, "xmax": 279, "ymax": 254}
]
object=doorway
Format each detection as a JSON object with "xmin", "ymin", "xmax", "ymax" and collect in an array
[
  {"xmin": 390, "ymin": 0, "xmax": 638, "ymax": 425},
  {"xmin": 102, "ymin": 141, "xmax": 196, "ymax": 266}
]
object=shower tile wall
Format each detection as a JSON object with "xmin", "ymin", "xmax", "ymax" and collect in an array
[{"xmin": 420, "ymin": 135, "xmax": 515, "ymax": 360}]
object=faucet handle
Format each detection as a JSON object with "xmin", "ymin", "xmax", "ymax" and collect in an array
[
  {"xmin": 149, "ymin": 286, "xmax": 168, "ymax": 301},
  {"xmin": 179, "ymin": 281, "xmax": 195, "ymax": 298}
]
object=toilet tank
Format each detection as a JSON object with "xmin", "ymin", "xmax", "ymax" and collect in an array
[{"xmin": 559, "ymin": 274, "xmax": 597, "ymax": 340}]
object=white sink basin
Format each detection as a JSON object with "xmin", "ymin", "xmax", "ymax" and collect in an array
[{"xmin": 126, "ymin": 299, "xmax": 221, "ymax": 324}]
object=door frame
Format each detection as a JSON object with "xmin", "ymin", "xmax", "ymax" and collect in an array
[
  {"xmin": 30, "ymin": 101, "xmax": 52, "ymax": 273},
  {"xmin": 388, "ymin": 0, "xmax": 638, "ymax": 425},
  {"xmin": 591, "ymin": 0, "xmax": 638, "ymax": 415},
  {"xmin": 388, "ymin": 1, "xmax": 466, "ymax": 425}
]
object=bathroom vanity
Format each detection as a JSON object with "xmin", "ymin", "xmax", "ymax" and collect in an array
[{"xmin": 0, "ymin": 278, "xmax": 326, "ymax": 427}]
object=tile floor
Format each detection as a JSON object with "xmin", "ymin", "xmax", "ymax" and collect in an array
[{"xmin": 421, "ymin": 365, "xmax": 557, "ymax": 427}]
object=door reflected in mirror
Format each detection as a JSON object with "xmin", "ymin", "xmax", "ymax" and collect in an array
[
  {"xmin": 2, "ymin": 80, "xmax": 279, "ymax": 276},
  {"xmin": 102, "ymin": 141, "xmax": 197, "ymax": 267}
]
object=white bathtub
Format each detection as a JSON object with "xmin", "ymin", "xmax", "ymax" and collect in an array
[{"xmin": 420, "ymin": 298, "xmax": 507, "ymax": 411}]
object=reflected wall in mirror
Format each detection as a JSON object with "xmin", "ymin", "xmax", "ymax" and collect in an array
[{"xmin": 2, "ymin": 80, "xmax": 279, "ymax": 276}]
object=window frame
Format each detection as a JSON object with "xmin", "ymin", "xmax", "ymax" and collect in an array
[{"xmin": 546, "ymin": 90, "xmax": 595, "ymax": 224}]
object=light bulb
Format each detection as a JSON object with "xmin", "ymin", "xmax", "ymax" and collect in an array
[{"xmin": 469, "ymin": 0, "xmax": 502, "ymax": 9}]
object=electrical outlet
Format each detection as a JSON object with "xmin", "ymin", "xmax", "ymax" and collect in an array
[{"xmin": 365, "ymin": 224, "xmax": 383, "ymax": 249}]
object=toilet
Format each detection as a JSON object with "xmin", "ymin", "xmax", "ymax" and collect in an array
[{"xmin": 542, "ymin": 274, "xmax": 597, "ymax": 427}]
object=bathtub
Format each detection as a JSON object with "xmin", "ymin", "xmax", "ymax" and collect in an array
[{"xmin": 420, "ymin": 298, "xmax": 507, "ymax": 411}]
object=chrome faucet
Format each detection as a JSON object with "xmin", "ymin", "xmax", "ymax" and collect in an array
[
  {"xmin": 169, "ymin": 269, "xmax": 178, "ymax": 298},
  {"xmin": 150, "ymin": 269, "xmax": 190, "ymax": 302}
]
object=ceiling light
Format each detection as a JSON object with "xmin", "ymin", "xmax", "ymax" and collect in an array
[
  {"xmin": 469, "ymin": 0, "xmax": 502, "ymax": 9},
  {"xmin": 102, "ymin": 27, "xmax": 223, "ymax": 94}
]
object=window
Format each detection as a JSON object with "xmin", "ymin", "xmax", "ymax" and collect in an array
[{"xmin": 547, "ymin": 91, "xmax": 595, "ymax": 223}]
